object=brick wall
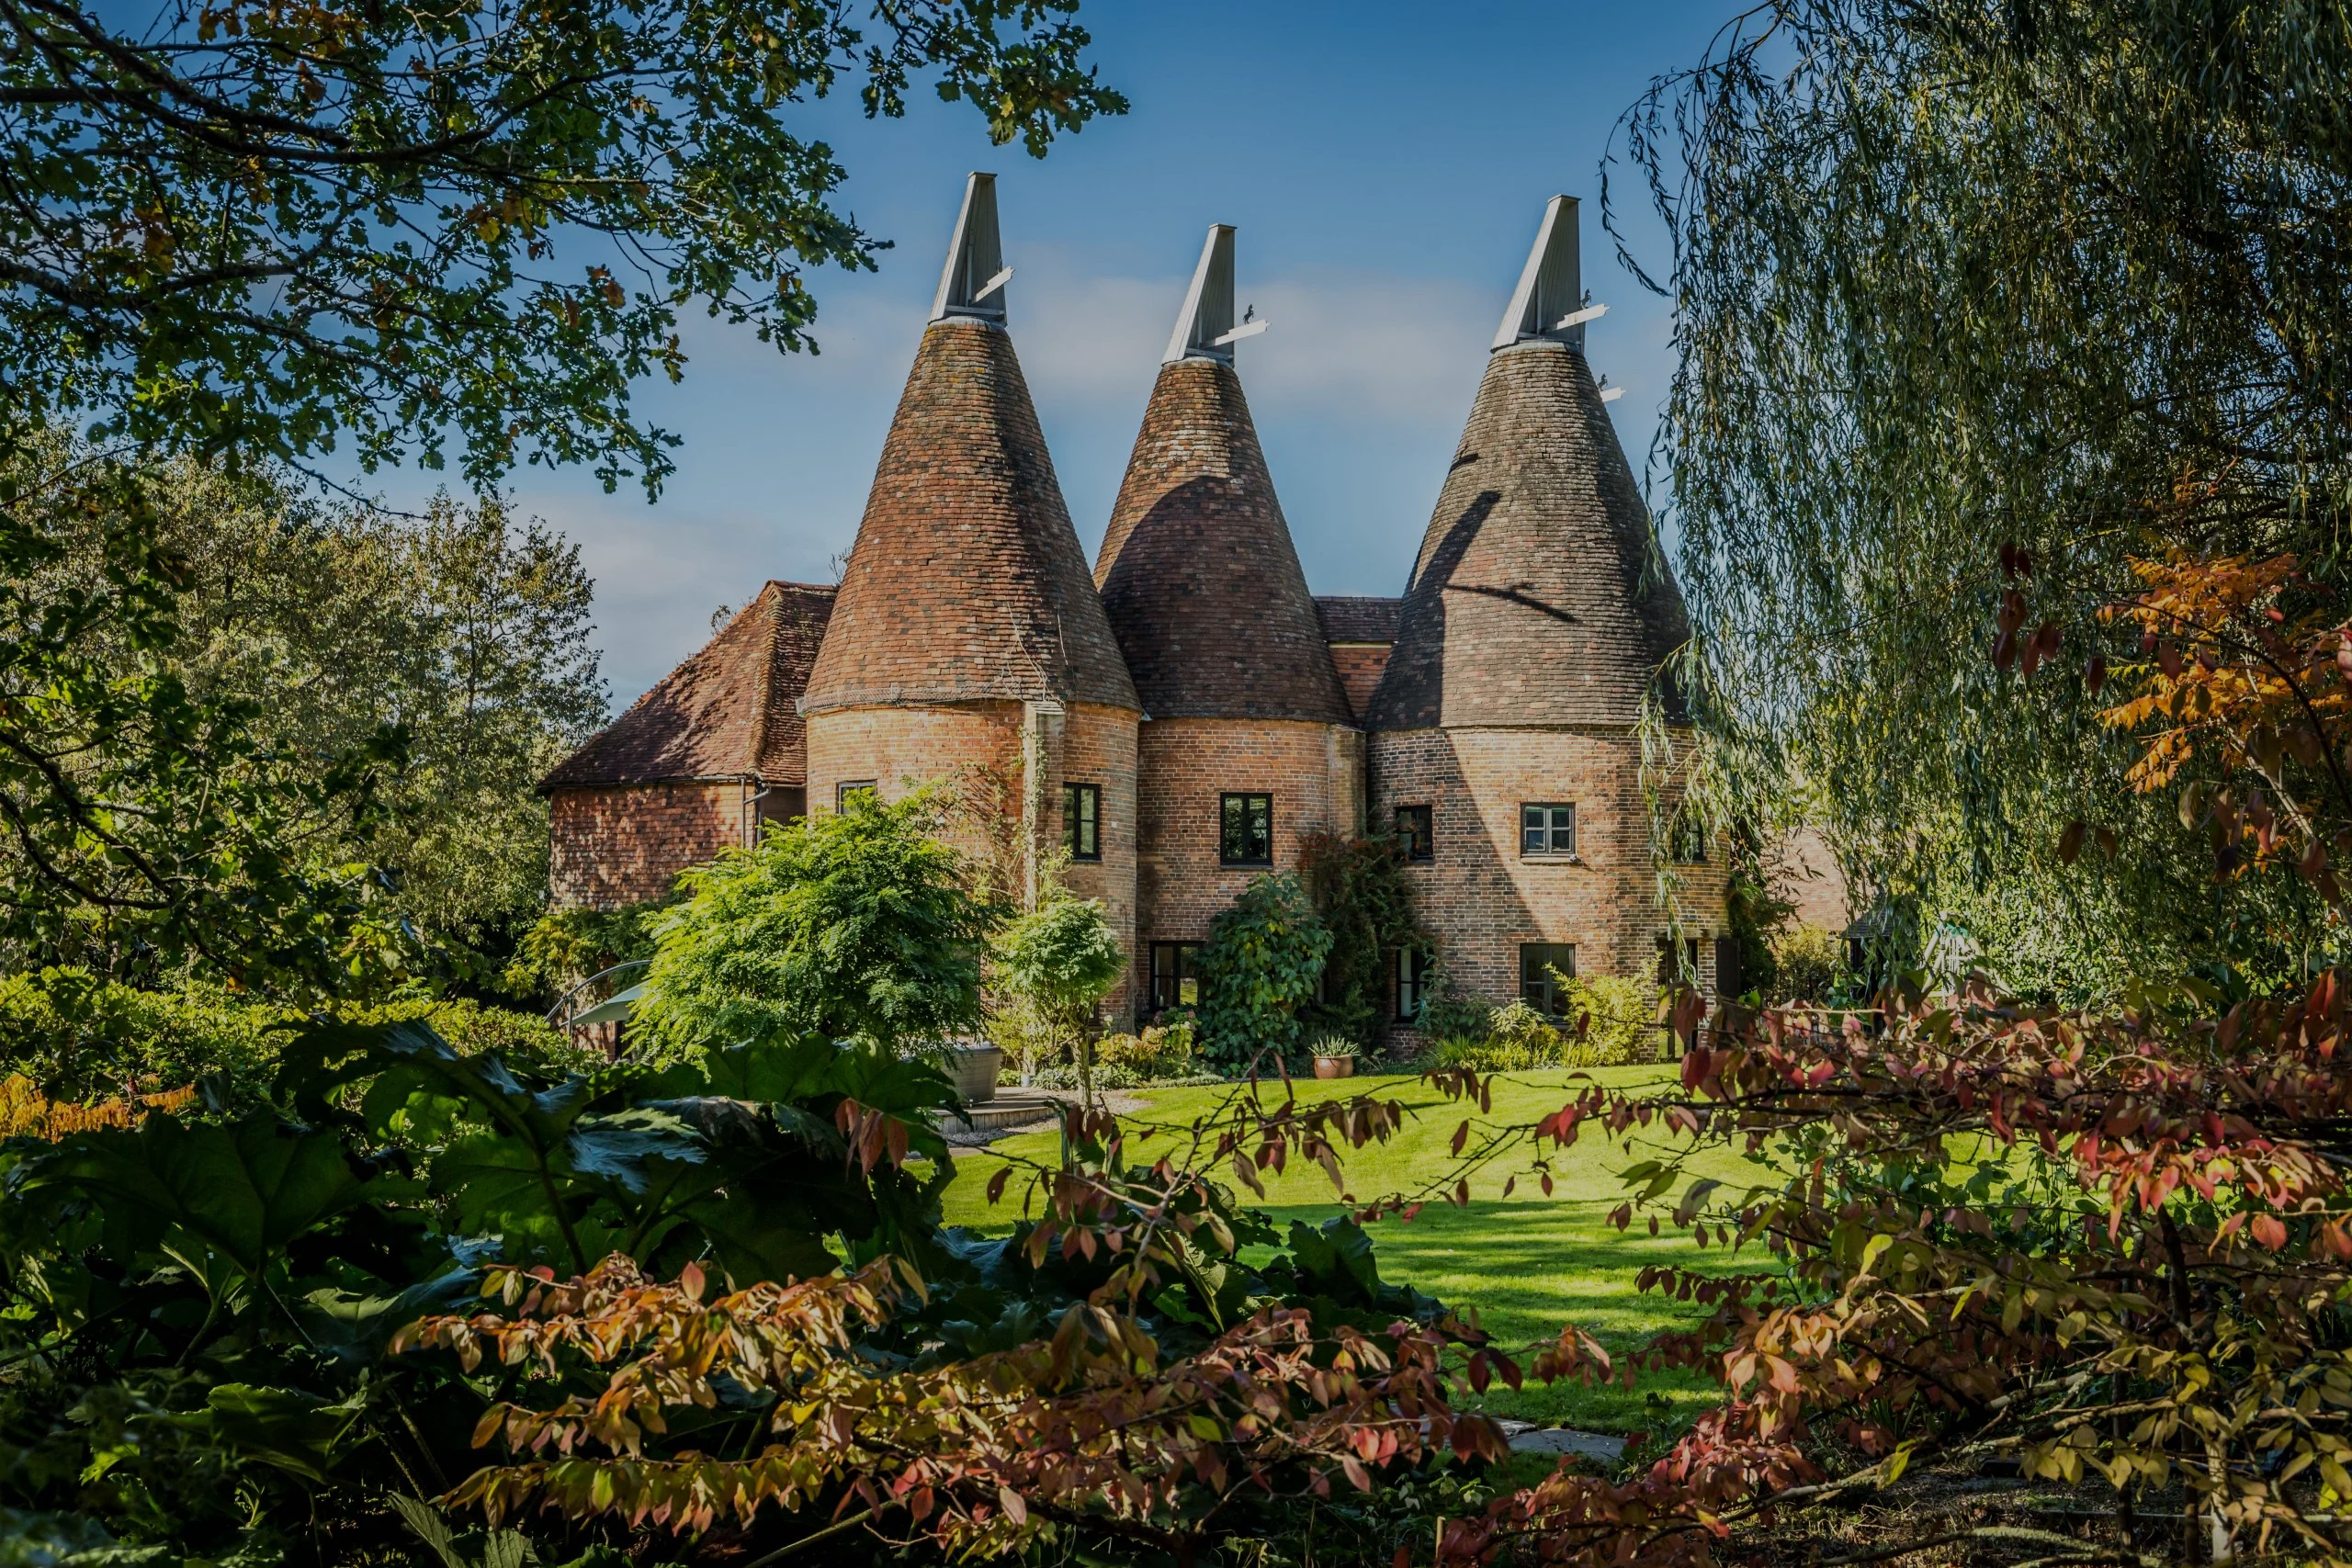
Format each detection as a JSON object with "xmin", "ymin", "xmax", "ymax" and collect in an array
[
  {"xmin": 1370, "ymin": 725, "xmax": 1728, "ymax": 1036},
  {"xmin": 1327, "ymin": 644, "xmax": 1392, "ymax": 727},
  {"xmin": 806, "ymin": 698, "xmax": 1144, "ymax": 1024},
  {"xmin": 1132, "ymin": 717, "xmax": 1364, "ymax": 1002},
  {"xmin": 548, "ymin": 781, "xmax": 748, "ymax": 909}
]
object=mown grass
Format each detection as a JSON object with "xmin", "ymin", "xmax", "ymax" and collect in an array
[{"xmin": 934, "ymin": 1066, "xmax": 1786, "ymax": 1433}]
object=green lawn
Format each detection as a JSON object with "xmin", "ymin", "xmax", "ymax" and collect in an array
[{"xmin": 933, "ymin": 1066, "xmax": 1781, "ymax": 1433}]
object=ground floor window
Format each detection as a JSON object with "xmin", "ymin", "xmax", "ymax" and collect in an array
[
  {"xmin": 1519, "ymin": 942, "xmax": 1577, "ymax": 1014},
  {"xmin": 1396, "ymin": 948, "xmax": 1431, "ymax": 1021},
  {"xmin": 1149, "ymin": 942, "xmax": 1202, "ymax": 1013},
  {"xmin": 1657, "ymin": 934, "xmax": 1702, "ymax": 986}
]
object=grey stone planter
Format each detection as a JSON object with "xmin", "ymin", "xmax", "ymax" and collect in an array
[{"xmin": 944, "ymin": 1043, "xmax": 1003, "ymax": 1103}]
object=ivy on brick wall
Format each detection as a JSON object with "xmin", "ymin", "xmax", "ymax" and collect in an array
[
  {"xmin": 1195, "ymin": 873, "xmax": 1333, "ymax": 1071},
  {"xmin": 1297, "ymin": 832, "xmax": 1430, "ymax": 1050}
]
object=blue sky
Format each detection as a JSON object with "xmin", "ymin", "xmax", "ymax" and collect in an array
[{"xmin": 393, "ymin": 1, "xmax": 1744, "ymax": 705}]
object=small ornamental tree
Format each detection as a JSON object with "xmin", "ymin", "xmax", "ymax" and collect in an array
[
  {"xmin": 995, "ymin": 897, "xmax": 1125, "ymax": 1110},
  {"xmin": 637, "ymin": 791, "xmax": 999, "ymax": 1055},
  {"xmin": 1197, "ymin": 873, "xmax": 1332, "ymax": 1072}
]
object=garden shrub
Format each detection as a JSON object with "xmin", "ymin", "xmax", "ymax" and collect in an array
[
  {"xmin": 1196, "ymin": 873, "xmax": 1332, "ymax": 1070},
  {"xmin": 0, "ymin": 969, "xmax": 596, "ymax": 1100},
  {"xmin": 635, "ymin": 790, "xmax": 999, "ymax": 1056},
  {"xmin": 1558, "ymin": 974, "xmax": 1661, "ymax": 1065},
  {"xmin": 1096, "ymin": 1018, "xmax": 1196, "ymax": 1081},
  {"xmin": 1411, "ymin": 956, "xmax": 1490, "ymax": 1042},
  {"xmin": 994, "ymin": 897, "xmax": 1125, "ymax": 1104},
  {"xmin": 1772, "ymin": 925, "xmax": 1845, "ymax": 1003},
  {"xmin": 0, "ymin": 969, "xmax": 281, "ymax": 1097},
  {"xmin": 1297, "ymin": 832, "xmax": 1428, "ymax": 1048}
]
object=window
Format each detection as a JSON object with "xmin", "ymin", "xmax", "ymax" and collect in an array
[
  {"xmin": 835, "ymin": 780, "xmax": 877, "ymax": 810},
  {"xmin": 1150, "ymin": 942, "xmax": 1202, "ymax": 1013},
  {"xmin": 1657, "ymin": 935, "xmax": 1702, "ymax": 986},
  {"xmin": 1396, "ymin": 804, "xmax": 1433, "ymax": 862},
  {"xmin": 1063, "ymin": 782, "xmax": 1101, "ymax": 862},
  {"xmin": 1220, "ymin": 793, "xmax": 1273, "ymax": 866},
  {"xmin": 1521, "ymin": 803, "xmax": 1576, "ymax": 856},
  {"xmin": 1396, "ymin": 949, "xmax": 1431, "ymax": 1021},
  {"xmin": 1520, "ymin": 943, "xmax": 1577, "ymax": 1014},
  {"xmin": 1670, "ymin": 812, "xmax": 1708, "ymax": 863}
]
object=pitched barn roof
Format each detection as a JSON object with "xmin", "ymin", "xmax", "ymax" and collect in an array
[
  {"xmin": 542, "ymin": 581, "xmax": 834, "ymax": 789},
  {"xmin": 1094, "ymin": 227, "xmax": 1349, "ymax": 727},
  {"xmin": 1369, "ymin": 198, "xmax": 1689, "ymax": 731},
  {"xmin": 803, "ymin": 176, "xmax": 1136, "ymax": 715},
  {"xmin": 1315, "ymin": 596, "xmax": 1403, "ymax": 644}
]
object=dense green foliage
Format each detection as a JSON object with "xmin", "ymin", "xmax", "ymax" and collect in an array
[
  {"xmin": 29, "ymin": 447, "xmax": 606, "ymax": 965},
  {"xmin": 0, "ymin": 0, "xmax": 1123, "ymax": 491},
  {"xmin": 993, "ymin": 897, "xmax": 1125, "ymax": 1103},
  {"xmin": 1195, "ymin": 873, "xmax": 1333, "ymax": 1071},
  {"xmin": 1633, "ymin": 0, "xmax": 2352, "ymax": 989},
  {"xmin": 1298, "ymin": 831, "xmax": 1430, "ymax": 1049},
  {"xmin": 0, "ymin": 966, "xmax": 592, "ymax": 1100},
  {"xmin": 0, "ymin": 450, "xmax": 409, "ymax": 998},
  {"xmin": 0, "ymin": 1019, "xmax": 964, "ymax": 1564},
  {"xmin": 636, "ymin": 795, "xmax": 999, "ymax": 1056}
]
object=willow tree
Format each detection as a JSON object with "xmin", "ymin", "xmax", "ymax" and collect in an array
[{"xmin": 1626, "ymin": 0, "xmax": 2352, "ymax": 992}]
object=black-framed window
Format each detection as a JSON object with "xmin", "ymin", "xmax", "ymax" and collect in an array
[
  {"xmin": 1063, "ymin": 782, "xmax": 1101, "ymax": 861},
  {"xmin": 1657, "ymin": 935, "xmax": 1702, "ymax": 986},
  {"xmin": 1396, "ymin": 804, "xmax": 1434, "ymax": 862},
  {"xmin": 1521, "ymin": 803, "xmax": 1577, "ymax": 856},
  {"xmin": 1396, "ymin": 949, "xmax": 1431, "ymax": 1021},
  {"xmin": 1220, "ymin": 793, "xmax": 1273, "ymax": 866},
  {"xmin": 1520, "ymin": 942, "xmax": 1577, "ymax": 1014},
  {"xmin": 1670, "ymin": 812, "xmax": 1708, "ymax": 864},
  {"xmin": 1150, "ymin": 942, "xmax": 1202, "ymax": 1013},
  {"xmin": 835, "ymin": 779, "xmax": 877, "ymax": 810}
]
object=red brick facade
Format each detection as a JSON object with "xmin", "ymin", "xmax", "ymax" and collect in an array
[
  {"xmin": 541, "ymin": 186, "xmax": 1731, "ymax": 1040},
  {"xmin": 1371, "ymin": 727, "xmax": 1726, "ymax": 1014},
  {"xmin": 1132, "ymin": 718, "xmax": 1363, "ymax": 990},
  {"xmin": 548, "ymin": 782, "xmax": 750, "ymax": 908}
]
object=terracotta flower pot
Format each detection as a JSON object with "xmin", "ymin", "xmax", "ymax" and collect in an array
[{"xmin": 1312, "ymin": 1055, "xmax": 1356, "ymax": 1080}]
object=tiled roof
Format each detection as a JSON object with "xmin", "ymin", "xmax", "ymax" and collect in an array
[
  {"xmin": 1369, "ymin": 340, "xmax": 1690, "ymax": 730},
  {"xmin": 1095, "ymin": 357, "xmax": 1351, "ymax": 725},
  {"xmin": 1315, "ymin": 596, "xmax": 1403, "ymax": 644},
  {"xmin": 541, "ymin": 581, "xmax": 834, "ymax": 789},
  {"xmin": 803, "ymin": 317, "xmax": 1138, "ymax": 713}
]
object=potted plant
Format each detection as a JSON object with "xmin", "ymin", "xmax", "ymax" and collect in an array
[{"xmin": 1308, "ymin": 1034, "xmax": 1361, "ymax": 1080}]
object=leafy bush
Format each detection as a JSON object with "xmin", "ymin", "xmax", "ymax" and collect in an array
[
  {"xmin": 1772, "ymin": 925, "xmax": 1845, "ymax": 1003},
  {"xmin": 1558, "ymin": 974, "xmax": 1661, "ymax": 1066},
  {"xmin": 636, "ymin": 791, "xmax": 1000, "ymax": 1056},
  {"xmin": 1297, "ymin": 832, "xmax": 1428, "ymax": 1048},
  {"xmin": 503, "ymin": 896, "xmax": 676, "ymax": 1001},
  {"xmin": 1096, "ymin": 1019, "xmax": 1197, "ymax": 1081},
  {"xmin": 0, "ymin": 969, "xmax": 593, "ymax": 1100},
  {"xmin": 0, "ymin": 969, "xmax": 279, "ymax": 1097},
  {"xmin": 1196, "ymin": 874, "xmax": 1332, "ymax": 1070},
  {"xmin": 1411, "ymin": 957, "xmax": 1491, "ymax": 1041},
  {"xmin": 1423, "ymin": 981, "xmax": 1659, "ymax": 1071}
]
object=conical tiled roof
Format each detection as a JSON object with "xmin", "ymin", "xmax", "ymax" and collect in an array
[
  {"xmin": 543, "ymin": 581, "xmax": 834, "ymax": 788},
  {"xmin": 1368, "ymin": 198, "xmax": 1689, "ymax": 731},
  {"xmin": 802, "ymin": 176, "xmax": 1136, "ymax": 715},
  {"xmin": 1093, "ymin": 227, "xmax": 1349, "ymax": 725}
]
